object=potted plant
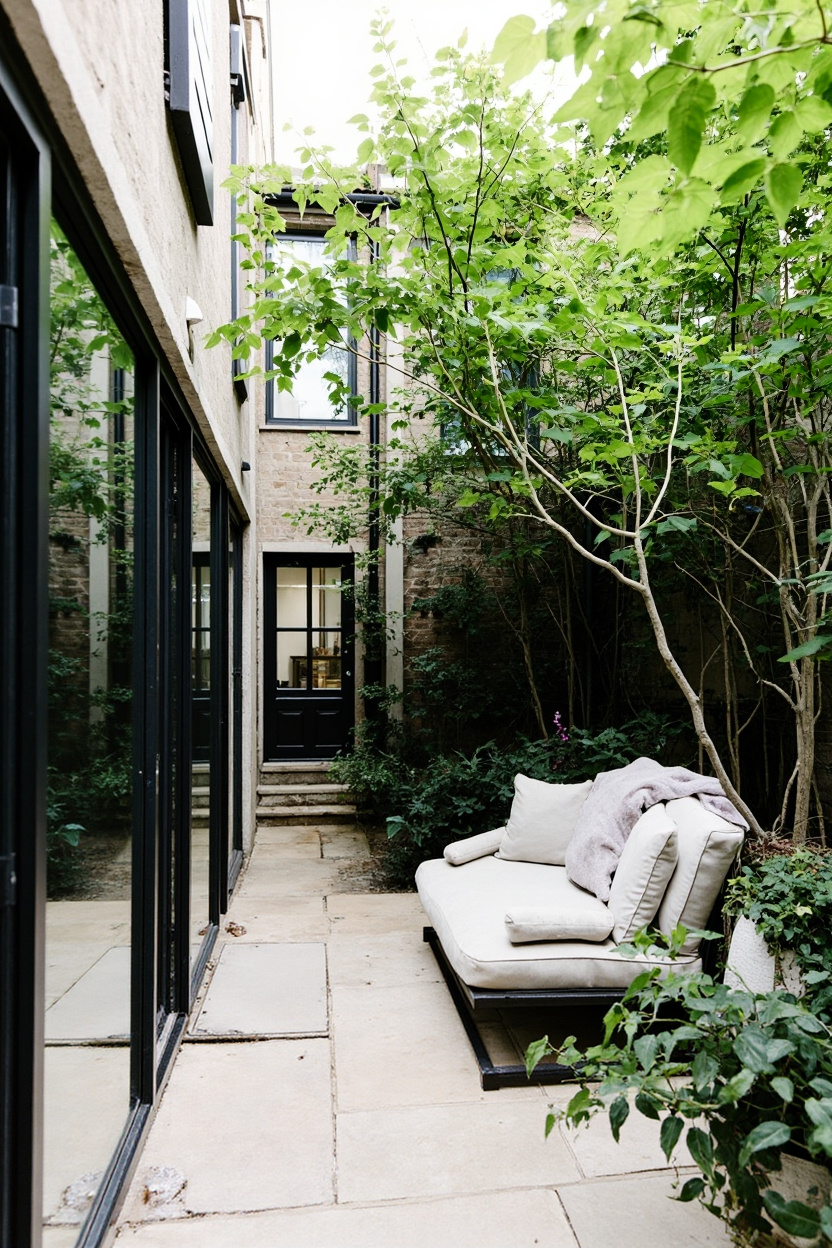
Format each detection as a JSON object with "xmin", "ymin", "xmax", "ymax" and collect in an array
[{"xmin": 528, "ymin": 927, "xmax": 832, "ymax": 1246}]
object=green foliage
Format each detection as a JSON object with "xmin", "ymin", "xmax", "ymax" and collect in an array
[
  {"xmin": 332, "ymin": 713, "xmax": 687, "ymax": 886},
  {"xmin": 493, "ymin": 0, "xmax": 832, "ymax": 248},
  {"xmin": 726, "ymin": 850, "xmax": 832, "ymax": 1015},
  {"xmin": 528, "ymin": 936, "xmax": 832, "ymax": 1243}
]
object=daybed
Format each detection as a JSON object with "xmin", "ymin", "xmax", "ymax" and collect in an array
[{"xmin": 416, "ymin": 765, "xmax": 747, "ymax": 1088}]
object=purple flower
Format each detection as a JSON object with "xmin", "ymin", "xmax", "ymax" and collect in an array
[{"xmin": 552, "ymin": 711, "xmax": 569, "ymax": 744}]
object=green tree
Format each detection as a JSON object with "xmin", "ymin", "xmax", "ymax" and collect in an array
[{"xmin": 215, "ymin": 11, "xmax": 832, "ymax": 839}]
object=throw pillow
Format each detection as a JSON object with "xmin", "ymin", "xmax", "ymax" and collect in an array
[
  {"xmin": 607, "ymin": 804, "xmax": 678, "ymax": 942},
  {"xmin": 496, "ymin": 774, "xmax": 593, "ymax": 866},
  {"xmin": 505, "ymin": 905, "xmax": 614, "ymax": 944}
]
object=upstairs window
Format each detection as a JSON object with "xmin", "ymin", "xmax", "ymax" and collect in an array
[{"xmin": 264, "ymin": 234, "xmax": 357, "ymax": 428}]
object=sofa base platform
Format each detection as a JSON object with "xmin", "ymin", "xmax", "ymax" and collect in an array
[{"xmin": 423, "ymin": 926, "xmax": 626, "ymax": 1090}]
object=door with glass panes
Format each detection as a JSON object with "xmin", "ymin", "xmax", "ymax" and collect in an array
[{"xmin": 263, "ymin": 555, "xmax": 354, "ymax": 760}]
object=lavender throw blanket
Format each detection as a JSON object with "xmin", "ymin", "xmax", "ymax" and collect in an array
[{"xmin": 565, "ymin": 756, "xmax": 748, "ymax": 902}]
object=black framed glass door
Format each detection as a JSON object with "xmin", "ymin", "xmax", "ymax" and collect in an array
[{"xmin": 263, "ymin": 555, "xmax": 354, "ymax": 760}]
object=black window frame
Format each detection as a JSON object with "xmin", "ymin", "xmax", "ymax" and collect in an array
[{"xmin": 263, "ymin": 231, "xmax": 359, "ymax": 430}]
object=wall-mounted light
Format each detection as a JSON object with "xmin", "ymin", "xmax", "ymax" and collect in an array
[{"xmin": 185, "ymin": 297, "xmax": 204, "ymax": 329}]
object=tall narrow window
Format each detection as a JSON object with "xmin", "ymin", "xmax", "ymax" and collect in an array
[{"xmin": 264, "ymin": 235, "xmax": 357, "ymax": 427}]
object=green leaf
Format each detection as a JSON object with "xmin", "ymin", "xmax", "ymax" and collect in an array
[
  {"xmin": 763, "ymin": 1191, "xmax": 821, "ymax": 1239},
  {"xmin": 609, "ymin": 1095, "xmax": 630, "ymax": 1142},
  {"xmin": 667, "ymin": 79, "xmax": 716, "ymax": 174},
  {"xmin": 686, "ymin": 1127, "xmax": 715, "ymax": 1174},
  {"xmin": 656, "ymin": 515, "xmax": 697, "ymax": 535},
  {"xmin": 720, "ymin": 158, "xmax": 767, "ymax": 205},
  {"xmin": 357, "ymin": 137, "xmax": 376, "ymax": 164},
  {"xmin": 736, "ymin": 83, "xmax": 775, "ymax": 144},
  {"xmin": 761, "ymin": 337, "xmax": 801, "ymax": 361},
  {"xmin": 677, "ymin": 1176, "xmax": 706, "ymax": 1202},
  {"xmin": 491, "ymin": 16, "xmax": 547, "ymax": 85},
  {"xmin": 779, "ymin": 634, "xmax": 832, "ymax": 662},
  {"xmin": 659, "ymin": 178, "xmax": 715, "ymax": 250},
  {"xmin": 769, "ymin": 111, "xmax": 803, "ymax": 160},
  {"xmin": 628, "ymin": 84, "xmax": 679, "ymax": 143},
  {"xmin": 525, "ymin": 1036, "xmax": 550, "ymax": 1076},
  {"xmin": 764, "ymin": 163, "xmax": 803, "ymax": 227},
  {"xmin": 794, "ymin": 94, "xmax": 832, "ymax": 134},
  {"xmin": 282, "ymin": 331, "xmax": 302, "ymax": 359},
  {"xmin": 734, "ymin": 1027, "xmax": 777, "ymax": 1073},
  {"xmin": 634, "ymin": 1033, "xmax": 659, "ymax": 1071},
  {"xmin": 771, "ymin": 1077, "xmax": 795, "ymax": 1103},
  {"xmin": 660, "ymin": 1115, "xmax": 684, "ymax": 1160},
  {"xmin": 739, "ymin": 1120, "xmax": 791, "ymax": 1168},
  {"xmin": 732, "ymin": 453, "xmax": 764, "ymax": 478},
  {"xmin": 692, "ymin": 1050, "xmax": 718, "ymax": 1090}
]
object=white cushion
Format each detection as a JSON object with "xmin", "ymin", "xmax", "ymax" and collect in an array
[
  {"xmin": 444, "ymin": 827, "xmax": 505, "ymax": 866},
  {"xmin": 496, "ymin": 775, "xmax": 593, "ymax": 866},
  {"xmin": 505, "ymin": 905, "xmax": 613, "ymax": 944},
  {"xmin": 415, "ymin": 855, "xmax": 701, "ymax": 990},
  {"xmin": 657, "ymin": 797, "xmax": 745, "ymax": 953},
  {"xmin": 608, "ymin": 804, "xmax": 678, "ymax": 942}
]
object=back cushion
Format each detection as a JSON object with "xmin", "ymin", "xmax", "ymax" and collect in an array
[
  {"xmin": 496, "ymin": 774, "xmax": 593, "ymax": 866},
  {"xmin": 656, "ymin": 796, "xmax": 745, "ymax": 953},
  {"xmin": 607, "ymin": 804, "xmax": 678, "ymax": 942}
]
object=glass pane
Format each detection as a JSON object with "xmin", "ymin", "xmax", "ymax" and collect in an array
[
  {"xmin": 191, "ymin": 460, "xmax": 211, "ymax": 968},
  {"xmin": 277, "ymin": 632, "xmax": 307, "ymax": 689},
  {"xmin": 310, "ymin": 566, "xmax": 343, "ymax": 630},
  {"xmin": 44, "ymin": 221, "xmax": 134, "ymax": 1239},
  {"xmin": 271, "ymin": 237, "xmax": 351, "ymax": 423},
  {"xmin": 311, "ymin": 634, "xmax": 342, "ymax": 689},
  {"xmin": 276, "ymin": 565, "xmax": 307, "ymax": 628}
]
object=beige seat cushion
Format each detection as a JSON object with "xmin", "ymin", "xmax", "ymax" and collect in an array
[
  {"xmin": 444, "ymin": 827, "xmax": 505, "ymax": 866},
  {"xmin": 657, "ymin": 797, "xmax": 745, "ymax": 953},
  {"xmin": 416, "ymin": 855, "xmax": 701, "ymax": 990},
  {"xmin": 607, "ymin": 804, "xmax": 677, "ymax": 942},
  {"xmin": 496, "ymin": 774, "xmax": 593, "ymax": 866}
]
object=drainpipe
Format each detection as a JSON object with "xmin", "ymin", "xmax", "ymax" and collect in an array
[{"xmin": 363, "ymin": 238, "xmax": 383, "ymax": 724}]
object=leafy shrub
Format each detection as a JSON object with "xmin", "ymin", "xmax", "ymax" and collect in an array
[
  {"xmin": 528, "ymin": 929, "xmax": 832, "ymax": 1246},
  {"xmin": 333, "ymin": 712, "xmax": 690, "ymax": 887},
  {"xmin": 725, "ymin": 849, "xmax": 832, "ymax": 1017}
]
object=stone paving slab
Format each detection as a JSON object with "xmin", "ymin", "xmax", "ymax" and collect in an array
[
  {"xmin": 326, "ymin": 932, "xmax": 442, "ymax": 988},
  {"xmin": 44, "ymin": 1046, "xmax": 130, "ymax": 1221},
  {"xmin": 234, "ymin": 860, "xmax": 343, "ymax": 899},
  {"xmin": 121, "ymin": 1042, "xmax": 333, "ymax": 1217},
  {"xmin": 115, "ymin": 1189, "xmax": 579, "ymax": 1247},
  {"xmin": 556, "ymin": 1172, "xmax": 733, "ymax": 1246},
  {"xmin": 336, "ymin": 1100, "xmax": 581, "ymax": 1203},
  {"xmin": 326, "ymin": 892, "xmax": 425, "ymax": 936},
  {"xmin": 221, "ymin": 896, "xmax": 330, "ymax": 943},
  {"xmin": 249, "ymin": 839, "xmax": 323, "ymax": 860},
  {"xmin": 190, "ymin": 943, "xmax": 328, "ymax": 1037},
  {"xmin": 559, "ymin": 1105, "xmax": 694, "ymax": 1178},
  {"xmin": 45, "ymin": 946, "xmax": 130, "ymax": 1041},
  {"xmin": 320, "ymin": 830, "xmax": 370, "ymax": 859},
  {"xmin": 331, "ymin": 980, "xmax": 542, "ymax": 1110}
]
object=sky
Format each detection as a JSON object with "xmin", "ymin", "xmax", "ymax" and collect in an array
[{"xmin": 269, "ymin": 0, "xmax": 564, "ymax": 165}]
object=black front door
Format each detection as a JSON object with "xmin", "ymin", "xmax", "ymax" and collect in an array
[{"xmin": 263, "ymin": 554, "xmax": 354, "ymax": 760}]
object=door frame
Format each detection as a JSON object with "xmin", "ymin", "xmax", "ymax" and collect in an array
[{"xmin": 262, "ymin": 553, "xmax": 355, "ymax": 762}]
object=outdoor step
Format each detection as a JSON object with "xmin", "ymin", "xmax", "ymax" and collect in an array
[
  {"xmin": 259, "ymin": 761, "xmax": 332, "ymax": 784},
  {"xmin": 255, "ymin": 804, "xmax": 357, "ymax": 826},
  {"xmin": 256, "ymin": 784, "xmax": 352, "ymax": 807}
]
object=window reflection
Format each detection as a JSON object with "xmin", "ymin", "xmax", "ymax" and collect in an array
[{"xmin": 44, "ymin": 221, "xmax": 134, "ymax": 1238}]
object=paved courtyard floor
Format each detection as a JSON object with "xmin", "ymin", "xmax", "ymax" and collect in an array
[{"xmin": 109, "ymin": 823, "xmax": 732, "ymax": 1248}]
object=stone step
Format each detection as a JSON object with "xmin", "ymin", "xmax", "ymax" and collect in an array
[
  {"xmin": 256, "ymin": 784, "xmax": 352, "ymax": 808},
  {"xmin": 259, "ymin": 761, "xmax": 334, "ymax": 786},
  {"xmin": 255, "ymin": 804, "xmax": 357, "ymax": 826}
]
